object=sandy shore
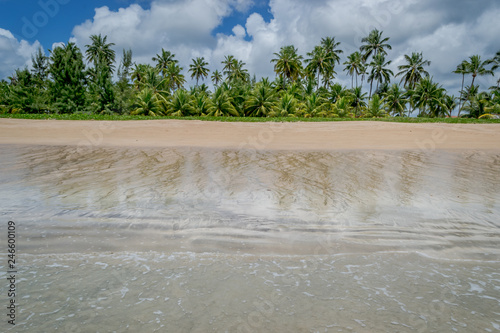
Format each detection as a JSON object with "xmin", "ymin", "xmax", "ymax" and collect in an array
[{"xmin": 1, "ymin": 118, "xmax": 499, "ymax": 150}]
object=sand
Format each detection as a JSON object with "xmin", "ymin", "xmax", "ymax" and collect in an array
[{"xmin": 1, "ymin": 118, "xmax": 499, "ymax": 150}]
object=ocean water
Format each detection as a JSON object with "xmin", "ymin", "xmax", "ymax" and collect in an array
[{"xmin": 0, "ymin": 144, "xmax": 499, "ymax": 332}]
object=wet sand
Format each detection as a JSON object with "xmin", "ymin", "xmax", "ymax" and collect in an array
[
  {"xmin": 1, "ymin": 118, "xmax": 500, "ymax": 150},
  {"xmin": 1, "ymin": 119, "xmax": 500, "ymax": 332}
]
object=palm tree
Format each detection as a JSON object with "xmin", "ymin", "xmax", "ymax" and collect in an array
[
  {"xmin": 383, "ymin": 84, "xmax": 407, "ymax": 116},
  {"xmin": 396, "ymin": 52, "xmax": 431, "ymax": 89},
  {"xmin": 332, "ymin": 96, "xmax": 353, "ymax": 118},
  {"xmin": 453, "ymin": 60, "xmax": 469, "ymax": 113},
  {"xmin": 188, "ymin": 57, "xmax": 209, "ymax": 86},
  {"xmin": 211, "ymin": 69, "xmax": 222, "ymax": 87},
  {"xmin": 85, "ymin": 34, "xmax": 116, "ymax": 74},
  {"xmin": 273, "ymin": 93, "xmax": 297, "ymax": 117},
  {"xmin": 350, "ymin": 86, "xmax": 367, "ymax": 117},
  {"xmin": 131, "ymin": 88, "xmax": 163, "ymax": 116},
  {"xmin": 207, "ymin": 86, "xmax": 239, "ymax": 117},
  {"xmin": 166, "ymin": 89, "xmax": 194, "ymax": 117},
  {"xmin": 245, "ymin": 83, "xmax": 277, "ymax": 117},
  {"xmin": 305, "ymin": 45, "xmax": 334, "ymax": 89},
  {"xmin": 467, "ymin": 55, "xmax": 494, "ymax": 93},
  {"xmin": 368, "ymin": 54, "xmax": 393, "ymax": 98},
  {"xmin": 365, "ymin": 94, "xmax": 386, "ymax": 118},
  {"xmin": 320, "ymin": 36, "xmax": 343, "ymax": 87},
  {"xmin": 165, "ymin": 62, "xmax": 185, "ymax": 91},
  {"xmin": 222, "ymin": 55, "xmax": 236, "ymax": 80},
  {"xmin": 360, "ymin": 29, "xmax": 392, "ymax": 62},
  {"xmin": 152, "ymin": 49, "xmax": 178, "ymax": 77},
  {"xmin": 271, "ymin": 45, "xmax": 303, "ymax": 87},
  {"xmin": 412, "ymin": 77, "xmax": 445, "ymax": 117},
  {"xmin": 343, "ymin": 51, "xmax": 365, "ymax": 88}
]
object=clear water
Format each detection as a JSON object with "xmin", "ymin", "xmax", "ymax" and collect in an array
[{"xmin": 0, "ymin": 145, "xmax": 499, "ymax": 332}]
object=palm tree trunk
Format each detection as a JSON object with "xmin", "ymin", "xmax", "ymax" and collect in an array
[
  {"xmin": 461, "ymin": 75, "xmax": 476, "ymax": 117},
  {"xmin": 458, "ymin": 74, "xmax": 465, "ymax": 116}
]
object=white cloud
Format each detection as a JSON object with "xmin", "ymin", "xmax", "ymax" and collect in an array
[
  {"xmin": 4, "ymin": 0, "xmax": 497, "ymax": 93},
  {"xmin": 0, "ymin": 28, "xmax": 41, "ymax": 79}
]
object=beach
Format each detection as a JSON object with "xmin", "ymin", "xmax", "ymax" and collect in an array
[
  {"xmin": 1, "ymin": 119, "xmax": 499, "ymax": 332},
  {"xmin": 1, "ymin": 118, "xmax": 500, "ymax": 150}
]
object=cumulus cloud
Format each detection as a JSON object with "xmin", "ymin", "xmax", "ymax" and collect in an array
[
  {"xmin": 0, "ymin": 29, "xmax": 41, "ymax": 80},
  {"xmin": 4, "ymin": 0, "xmax": 498, "ymax": 92}
]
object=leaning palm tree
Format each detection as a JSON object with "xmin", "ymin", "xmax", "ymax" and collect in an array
[
  {"xmin": 188, "ymin": 57, "xmax": 210, "ymax": 86},
  {"xmin": 465, "ymin": 55, "xmax": 494, "ymax": 99},
  {"xmin": 343, "ymin": 51, "xmax": 365, "ymax": 88},
  {"xmin": 396, "ymin": 52, "xmax": 431, "ymax": 89},
  {"xmin": 271, "ymin": 45, "xmax": 303, "ymax": 87},
  {"xmin": 360, "ymin": 29, "xmax": 392, "ymax": 62},
  {"xmin": 368, "ymin": 54, "xmax": 393, "ymax": 99}
]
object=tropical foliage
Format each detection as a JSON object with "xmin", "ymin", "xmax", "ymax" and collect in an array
[{"xmin": 1, "ymin": 31, "xmax": 499, "ymax": 119}]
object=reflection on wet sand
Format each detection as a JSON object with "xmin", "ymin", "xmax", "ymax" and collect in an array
[
  {"xmin": 1, "ymin": 144, "xmax": 500, "ymax": 332},
  {"xmin": 1, "ymin": 145, "xmax": 499, "ymax": 259}
]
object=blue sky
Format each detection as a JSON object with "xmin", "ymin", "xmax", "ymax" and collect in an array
[
  {"xmin": 0, "ymin": 0, "xmax": 271, "ymax": 47},
  {"xmin": 0, "ymin": 0, "xmax": 498, "ymax": 94}
]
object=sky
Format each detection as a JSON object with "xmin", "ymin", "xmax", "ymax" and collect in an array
[{"xmin": 0, "ymin": 0, "xmax": 499, "ymax": 96}]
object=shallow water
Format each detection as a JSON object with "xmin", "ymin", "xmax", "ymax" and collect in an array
[{"xmin": 0, "ymin": 145, "xmax": 499, "ymax": 332}]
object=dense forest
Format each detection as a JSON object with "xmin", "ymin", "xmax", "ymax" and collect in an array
[{"xmin": 1, "ymin": 29, "xmax": 499, "ymax": 119}]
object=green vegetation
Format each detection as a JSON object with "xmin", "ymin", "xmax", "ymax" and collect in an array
[{"xmin": 1, "ymin": 30, "xmax": 499, "ymax": 120}]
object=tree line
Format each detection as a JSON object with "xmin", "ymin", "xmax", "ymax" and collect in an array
[{"xmin": 1, "ymin": 30, "xmax": 499, "ymax": 118}]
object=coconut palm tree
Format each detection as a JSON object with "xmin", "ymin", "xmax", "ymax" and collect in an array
[
  {"xmin": 152, "ymin": 49, "xmax": 178, "ymax": 77},
  {"xmin": 343, "ymin": 51, "xmax": 365, "ymax": 88},
  {"xmin": 320, "ymin": 36, "xmax": 343, "ymax": 87},
  {"xmin": 305, "ymin": 45, "xmax": 334, "ymax": 89},
  {"xmin": 468, "ymin": 55, "xmax": 494, "ymax": 89},
  {"xmin": 207, "ymin": 86, "xmax": 239, "ymax": 117},
  {"xmin": 396, "ymin": 52, "xmax": 431, "ymax": 89},
  {"xmin": 189, "ymin": 57, "xmax": 210, "ymax": 86},
  {"xmin": 211, "ymin": 69, "xmax": 222, "ymax": 87},
  {"xmin": 271, "ymin": 45, "xmax": 303, "ymax": 87},
  {"xmin": 85, "ymin": 34, "xmax": 116, "ymax": 74},
  {"xmin": 412, "ymin": 77, "xmax": 445, "ymax": 117},
  {"xmin": 166, "ymin": 89, "xmax": 194, "ymax": 117},
  {"xmin": 222, "ymin": 55, "xmax": 236, "ymax": 80},
  {"xmin": 165, "ymin": 62, "xmax": 185, "ymax": 91},
  {"xmin": 245, "ymin": 82, "xmax": 277, "ymax": 117},
  {"xmin": 131, "ymin": 88, "xmax": 163, "ymax": 116},
  {"xmin": 273, "ymin": 93, "xmax": 297, "ymax": 117},
  {"xmin": 350, "ymin": 86, "xmax": 367, "ymax": 117},
  {"xmin": 453, "ymin": 60, "xmax": 469, "ymax": 112},
  {"xmin": 383, "ymin": 84, "xmax": 407, "ymax": 116},
  {"xmin": 360, "ymin": 29, "xmax": 392, "ymax": 62},
  {"xmin": 368, "ymin": 54, "xmax": 393, "ymax": 99},
  {"xmin": 365, "ymin": 94, "xmax": 386, "ymax": 118}
]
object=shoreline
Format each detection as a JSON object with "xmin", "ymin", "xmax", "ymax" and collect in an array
[{"xmin": 1, "ymin": 118, "xmax": 500, "ymax": 151}]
